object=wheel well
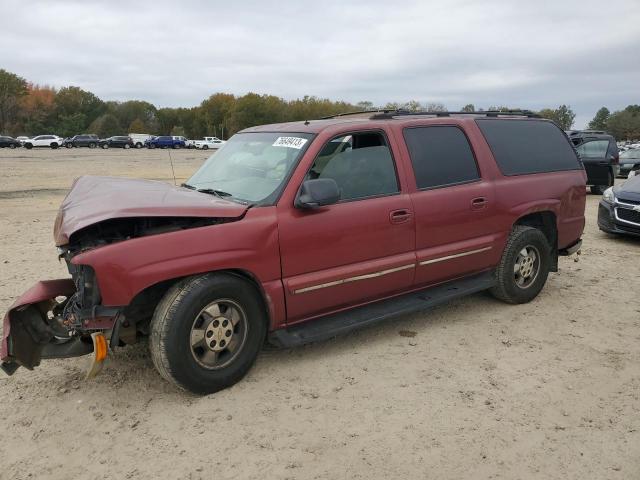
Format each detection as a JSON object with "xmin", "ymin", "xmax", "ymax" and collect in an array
[
  {"xmin": 123, "ymin": 269, "xmax": 271, "ymax": 337},
  {"xmin": 514, "ymin": 211, "xmax": 558, "ymax": 271}
]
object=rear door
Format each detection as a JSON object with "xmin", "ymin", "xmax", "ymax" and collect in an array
[
  {"xmin": 575, "ymin": 138, "xmax": 611, "ymax": 185},
  {"xmin": 401, "ymin": 125, "xmax": 500, "ymax": 287},
  {"xmin": 277, "ymin": 129, "xmax": 416, "ymax": 323}
]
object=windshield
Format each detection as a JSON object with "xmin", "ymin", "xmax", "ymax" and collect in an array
[
  {"xmin": 185, "ymin": 132, "xmax": 313, "ymax": 204},
  {"xmin": 621, "ymin": 150, "xmax": 640, "ymax": 160}
]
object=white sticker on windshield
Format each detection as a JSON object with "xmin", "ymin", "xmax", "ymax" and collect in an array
[{"xmin": 272, "ymin": 136, "xmax": 308, "ymax": 149}]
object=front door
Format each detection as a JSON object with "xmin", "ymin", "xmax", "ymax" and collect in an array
[{"xmin": 277, "ymin": 130, "xmax": 416, "ymax": 324}]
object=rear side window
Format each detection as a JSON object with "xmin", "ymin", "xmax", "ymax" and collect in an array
[
  {"xmin": 476, "ymin": 119, "xmax": 581, "ymax": 175},
  {"xmin": 575, "ymin": 140, "xmax": 609, "ymax": 158},
  {"xmin": 403, "ymin": 126, "xmax": 479, "ymax": 189}
]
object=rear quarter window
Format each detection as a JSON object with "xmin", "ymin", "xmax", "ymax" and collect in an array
[{"xmin": 476, "ymin": 119, "xmax": 582, "ymax": 175}]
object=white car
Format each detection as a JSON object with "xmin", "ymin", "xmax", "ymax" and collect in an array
[
  {"xmin": 128, "ymin": 133, "xmax": 154, "ymax": 149},
  {"xmin": 23, "ymin": 135, "xmax": 64, "ymax": 149},
  {"xmin": 194, "ymin": 136, "xmax": 226, "ymax": 150}
]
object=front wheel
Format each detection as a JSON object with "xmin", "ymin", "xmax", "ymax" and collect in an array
[
  {"xmin": 150, "ymin": 273, "xmax": 267, "ymax": 394},
  {"xmin": 24, "ymin": 143, "xmax": 33, "ymax": 149},
  {"xmin": 50, "ymin": 143, "xmax": 58, "ymax": 149},
  {"xmin": 102, "ymin": 143, "xmax": 109, "ymax": 149},
  {"xmin": 490, "ymin": 226, "xmax": 551, "ymax": 304},
  {"xmin": 124, "ymin": 143, "xmax": 130, "ymax": 149}
]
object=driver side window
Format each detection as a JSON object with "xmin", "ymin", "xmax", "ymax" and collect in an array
[{"xmin": 307, "ymin": 132, "xmax": 399, "ymax": 201}]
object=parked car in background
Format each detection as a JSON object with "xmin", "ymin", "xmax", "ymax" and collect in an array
[
  {"xmin": 194, "ymin": 136, "xmax": 226, "ymax": 150},
  {"xmin": 598, "ymin": 175, "xmax": 640, "ymax": 237},
  {"xmin": 16, "ymin": 136, "xmax": 30, "ymax": 145},
  {"xmin": 99, "ymin": 136, "xmax": 134, "ymax": 149},
  {"xmin": 129, "ymin": 133, "xmax": 154, "ymax": 149},
  {"xmin": 1, "ymin": 111, "xmax": 586, "ymax": 394},
  {"xmin": 23, "ymin": 135, "xmax": 64, "ymax": 149},
  {"xmin": 64, "ymin": 134, "xmax": 99, "ymax": 148},
  {"xmin": 0, "ymin": 136, "xmax": 22, "ymax": 148},
  {"xmin": 618, "ymin": 149, "xmax": 640, "ymax": 178},
  {"xmin": 566, "ymin": 130, "xmax": 619, "ymax": 195},
  {"xmin": 146, "ymin": 135, "xmax": 186, "ymax": 149}
]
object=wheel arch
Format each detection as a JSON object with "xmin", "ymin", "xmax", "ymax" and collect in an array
[
  {"xmin": 513, "ymin": 211, "xmax": 558, "ymax": 272},
  {"xmin": 124, "ymin": 268, "xmax": 274, "ymax": 333}
]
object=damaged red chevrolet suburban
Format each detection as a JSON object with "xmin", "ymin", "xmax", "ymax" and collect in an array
[{"xmin": 1, "ymin": 111, "xmax": 586, "ymax": 394}]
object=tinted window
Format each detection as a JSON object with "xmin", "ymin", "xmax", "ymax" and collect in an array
[
  {"xmin": 403, "ymin": 126, "xmax": 479, "ymax": 189},
  {"xmin": 476, "ymin": 119, "xmax": 581, "ymax": 175},
  {"xmin": 306, "ymin": 132, "xmax": 398, "ymax": 201},
  {"xmin": 575, "ymin": 140, "xmax": 609, "ymax": 158}
]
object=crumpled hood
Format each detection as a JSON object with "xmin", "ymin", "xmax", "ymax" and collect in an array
[{"xmin": 54, "ymin": 176, "xmax": 248, "ymax": 245}]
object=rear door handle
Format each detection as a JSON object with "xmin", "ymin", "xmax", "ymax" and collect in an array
[
  {"xmin": 471, "ymin": 197, "xmax": 488, "ymax": 210},
  {"xmin": 389, "ymin": 209, "xmax": 412, "ymax": 224}
]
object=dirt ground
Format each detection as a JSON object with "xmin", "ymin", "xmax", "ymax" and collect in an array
[{"xmin": 0, "ymin": 148, "xmax": 638, "ymax": 480}]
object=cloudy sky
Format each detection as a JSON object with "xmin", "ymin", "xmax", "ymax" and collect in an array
[{"xmin": 2, "ymin": 0, "xmax": 639, "ymax": 127}]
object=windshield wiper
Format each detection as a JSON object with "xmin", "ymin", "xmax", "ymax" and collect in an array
[{"xmin": 196, "ymin": 188, "xmax": 234, "ymax": 198}]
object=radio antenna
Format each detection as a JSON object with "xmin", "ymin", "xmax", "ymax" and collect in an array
[{"xmin": 167, "ymin": 149, "xmax": 177, "ymax": 185}]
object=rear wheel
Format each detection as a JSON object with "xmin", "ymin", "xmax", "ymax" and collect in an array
[
  {"xmin": 490, "ymin": 226, "xmax": 551, "ymax": 304},
  {"xmin": 88, "ymin": 142, "xmax": 96, "ymax": 149},
  {"xmin": 202, "ymin": 145, "xmax": 209, "ymax": 150},
  {"xmin": 9, "ymin": 144, "xmax": 16, "ymax": 149},
  {"xmin": 66, "ymin": 143, "xmax": 73, "ymax": 148},
  {"xmin": 102, "ymin": 144, "xmax": 109, "ymax": 149},
  {"xmin": 150, "ymin": 273, "xmax": 267, "ymax": 394},
  {"xmin": 173, "ymin": 144, "xmax": 181, "ymax": 149},
  {"xmin": 24, "ymin": 143, "xmax": 33, "ymax": 149},
  {"xmin": 50, "ymin": 143, "xmax": 58, "ymax": 149},
  {"xmin": 135, "ymin": 143, "xmax": 143, "ymax": 149},
  {"xmin": 124, "ymin": 143, "xmax": 130, "ymax": 149}
]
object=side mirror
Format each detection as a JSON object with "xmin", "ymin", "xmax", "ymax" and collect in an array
[{"xmin": 295, "ymin": 178, "xmax": 340, "ymax": 209}]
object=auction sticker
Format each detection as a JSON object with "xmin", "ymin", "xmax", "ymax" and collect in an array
[{"xmin": 272, "ymin": 137, "xmax": 308, "ymax": 149}]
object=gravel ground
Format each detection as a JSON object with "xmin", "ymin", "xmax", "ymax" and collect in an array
[{"xmin": 0, "ymin": 148, "xmax": 638, "ymax": 480}]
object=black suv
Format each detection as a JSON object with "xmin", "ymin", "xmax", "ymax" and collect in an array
[
  {"xmin": 99, "ymin": 136, "xmax": 134, "ymax": 149},
  {"xmin": 64, "ymin": 134, "xmax": 99, "ymax": 148},
  {"xmin": 0, "ymin": 136, "xmax": 21, "ymax": 148},
  {"xmin": 566, "ymin": 130, "xmax": 619, "ymax": 194}
]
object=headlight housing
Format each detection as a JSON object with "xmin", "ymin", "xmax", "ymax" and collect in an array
[{"xmin": 602, "ymin": 187, "xmax": 615, "ymax": 205}]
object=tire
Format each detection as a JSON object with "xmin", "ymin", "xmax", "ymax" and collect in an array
[
  {"xmin": 102, "ymin": 144, "xmax": 109, "ymax": 149},
  {"xmin": 66, "ymin": 143, "xmax": 73, "ymax": 149},
  {"xmin": 124, "ymin": 143, "xmax": 130, "ymax": 149},
  {"xmin": 149, "ymin": 144, "xmax": 156, "ymax": 149},
  {"xmin": 9, "ymin": 144, "xmax": 16, "ymax": 149},
  {"xmin": 135, "ymin": 143, "xmax": 143, "ymax": 149},
  {"xmin": 50, "ymin": 143, "xmax": 58, "ymax": 149},
  {"xmin": 88, "ymin": 142, "xmax": 96, "ymax": 149},
  {"xmin": 150, "ymin": 273, "xmax": 267, "ymax": 394},
  {"xmin": 490, "ymin": 226, "xmax": 551, "ymax": 304},
  {"xmin": 202, "ymin": 145, "xmax": 209, "ymax": 150},
  {"xmin": 173, "ymin": 144, "xmax": 181, "ymax": 149},
  {"xmin": 24, "ymin": 143, "xmax": 33, "ymax": 149}
]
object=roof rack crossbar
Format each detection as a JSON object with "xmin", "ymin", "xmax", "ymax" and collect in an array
[{"xmin": 321, "ymin": 109, "xmax": 541, "ymax": 120}]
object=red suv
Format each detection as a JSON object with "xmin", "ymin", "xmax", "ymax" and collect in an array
[{"xmin": 1, "ymin": 111, "xmax": 586, "ymax": 394}]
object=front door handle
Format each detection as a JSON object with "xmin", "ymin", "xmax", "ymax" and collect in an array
[
  {"xmin": 471, "ymin": 197, "xmax": 488, "ymax": 210},
  {"xmin": 389, "ymin": 209, "xmax": 412, "ymax": 224}
]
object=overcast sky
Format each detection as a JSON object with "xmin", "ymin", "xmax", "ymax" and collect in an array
[{"xmin": 2, "ymin": 0, "xmax": 639, "ymax": 128}]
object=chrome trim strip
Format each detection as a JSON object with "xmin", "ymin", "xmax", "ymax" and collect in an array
[
  {"xmin": 293, "ymin": 264, "xmax": 415, "ymax": 294},
  {"xmin": 419, "ymin": 246, "xmax": 492, "ymax": 266},
  {"xmin": 614, "ymin": 206, "xmax": 640, "ymax": 227}
]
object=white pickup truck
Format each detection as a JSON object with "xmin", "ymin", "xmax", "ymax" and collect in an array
[{"xmin": 193, "ymin": 137, "xmax": 226, "ymax": 150}]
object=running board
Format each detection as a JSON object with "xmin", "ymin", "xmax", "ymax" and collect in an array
[{"xmin": 269, "ymin": 271, "xmax": 495, "ymax": 348}]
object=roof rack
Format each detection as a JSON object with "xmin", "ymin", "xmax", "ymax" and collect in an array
[
  {"xmin": 567, "ymin": 129, "xmax": 608, "ymax": 136},
  {"xmin": 321, "ymin": 109, "xmax": 540, "ymax": 120}
]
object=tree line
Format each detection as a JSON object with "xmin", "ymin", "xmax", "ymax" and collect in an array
[{"xmin": 0, "ymin": 68, "xmax": 637, "ymax": 140}]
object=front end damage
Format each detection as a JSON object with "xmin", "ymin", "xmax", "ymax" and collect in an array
[{"xmin": 1, "ymin": 262, "xmax": 120, "ymax": 376}]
